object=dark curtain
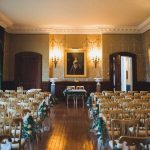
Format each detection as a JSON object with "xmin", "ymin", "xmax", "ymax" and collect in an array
[{"xmin": 0, "ymin": 26, "xmax": 4, "ymax": 89}]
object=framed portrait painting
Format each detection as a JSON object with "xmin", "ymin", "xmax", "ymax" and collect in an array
[{"xmin": 64, "ymin": 49, "xmax": 87, "ymax": 78}]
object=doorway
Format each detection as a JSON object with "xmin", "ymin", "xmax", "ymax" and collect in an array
[
  {"xmin": 121, "ymin": 56, "xmax": 133, "ymax": 91},
  {"xmin": 0, "ymin": 27, "xmax": 4, "ymax": 90},
  {"xmin": 15, "ymin": 52, "xmax": 42, "ymax": 89},
  {"xmin": 110, "ymin": 52, "xmax": 137, "ymax": 91},
  {"xmin": 0, "ymin": 50, "xmax": 2, "ymax": 89}
]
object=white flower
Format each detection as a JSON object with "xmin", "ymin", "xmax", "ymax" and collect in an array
[
  {"xmin": 28, "ymin": 124, "xmax": 32, "ymax": 128},
  {"xmin": 27, "ymin": 130, "xmax": 32, "ymax": 135}
]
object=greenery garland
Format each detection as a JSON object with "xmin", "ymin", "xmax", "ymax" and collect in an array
[
  {"xmin": 38, "ymin": 101, "xmax": 48, "ymax": 119},
  {"xmin": 86, "ymin": 96, "xmax": 92, "ymax": 109},
  {"xmin": 23, "ymin": 115, "xmax": 37, "ymax": 140},
  {"xmin": 87, "ymin": 95, "xmax": 109, "ymax": 148}
]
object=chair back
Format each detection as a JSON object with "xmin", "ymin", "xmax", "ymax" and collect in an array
[
  {"xmin": 119, "ymin": 136, "xmax": 150, "ymax": 149},
  {"xmin": 110, "ymin": 119, "xmax": 139, "ymax": 148},
  {"xmin": 0, "ymin": 134, "xmax": 11, "ymax": 149},
  {"xmin": 76, "ymin": 86, "xmax": 84, "ymax": 90},
  {"xmin": 67, "ymin": 86, "xmax": 75, "ymax": 90}
]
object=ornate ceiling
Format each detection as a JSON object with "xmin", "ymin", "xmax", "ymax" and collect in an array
[{"xmin": 0, "ymin": 0, "xmax": 150, "ymax": 34}]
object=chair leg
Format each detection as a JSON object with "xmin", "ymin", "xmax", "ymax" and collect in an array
[{"xmin": 76, "ymin": 96, "xmax": 78, "ymax": 108}]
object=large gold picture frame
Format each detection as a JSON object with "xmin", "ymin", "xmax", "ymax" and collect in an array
[{"xmin": 64, "ymin": 49, "xmax": 87, "ymax": 78}]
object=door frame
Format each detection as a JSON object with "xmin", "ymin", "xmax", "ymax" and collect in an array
[
  {"xmin": 0, "ymin": 49, "xmax": 3, "ymax": 89},
  {"xmin": 110, "ymin": 52, "xmax": 137, "ymax": 90},
  {"xmin": 15, "ymin": 52, "xmax": 42, "ymax": 89},
  {"xmin": 0, "ymin": 27, "xmax": 4, "ymax": 90}
]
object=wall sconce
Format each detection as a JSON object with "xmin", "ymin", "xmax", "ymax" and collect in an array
[
  {"xmin": 51, "ymin": 46, "xmax": 61, "ymax": 68},
  {"xmin": 92, "ymin": 55, "xmax": 100, "ymax": 68},
  {"xmin": 89, "ymin": 48, "xmax": 100, "ymax": 68},
  {"xmin": 87, "ymin": 34, "xmax": 102, "ymax": 68}
]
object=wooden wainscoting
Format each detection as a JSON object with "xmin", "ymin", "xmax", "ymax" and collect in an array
[
  {"xmin": 41, "ymin": 81, "xmax": 50, "ymax": 91},
  {"xmin": 2, "ymin": 80, "xmax": 149, "ymax": 93}
]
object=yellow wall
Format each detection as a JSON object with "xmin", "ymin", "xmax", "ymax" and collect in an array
[
  {"xmin": 142, "ymin": 30, "xmax": 150, "ymax": 82},
  {"xmin": 4, "ymin": 34, "xmax": 49, "ymax": 81},
  {"xmin": 49, "ymin": 34, "xmax": 102, "ymax": 81},
  {"xmin": 102, "ymin": 34, "xmax": 144, "ymax": 81},
  {"xmin": 3, "ymin": 33, "xmax": 148, "ymax": 82}
]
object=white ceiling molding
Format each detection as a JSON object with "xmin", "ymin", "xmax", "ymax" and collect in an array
[
  {"xmin": 6, "ymin": 25, "xmax": 140, "ymax": 34},
  {"xmin": 137, "ymin": 17, "xmax": 150, "ymax": 33},
  {"xmin": 0, "ymin": 11, "xmax": 13, "ymax": 28},
  {"xmin": 3, "ymin": 17, "xmax": 150, "ymax": 34}
]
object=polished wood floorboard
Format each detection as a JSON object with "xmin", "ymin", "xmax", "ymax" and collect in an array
[{"xmin": 39, "ymin": 101, "xmax": 94, "ymax": 150}]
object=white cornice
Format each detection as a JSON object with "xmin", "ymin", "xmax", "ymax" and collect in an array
[
  {"xmin": 2, "ymin": 17, "xmax": 150, "ymax": 34},
  {"xmin": 0, "ymin": 11, "xmax": 13, "ymax": 28},
  {"xmin": 137, "ymin": 17, "xmax": 150, "ymax": 33},
  {"xmin": 6, "ymin": 25, "xmax": 141, "ymax": 34}
]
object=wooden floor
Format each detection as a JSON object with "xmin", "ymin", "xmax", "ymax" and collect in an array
[{"xmin": 39, "ymin": 100, "xmax": 94, "ymax": 150}]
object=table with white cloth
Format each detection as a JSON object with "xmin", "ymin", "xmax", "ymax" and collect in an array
[{"xmin": 63, "ymin": 89, "xmax": 87, "ymax": 107}]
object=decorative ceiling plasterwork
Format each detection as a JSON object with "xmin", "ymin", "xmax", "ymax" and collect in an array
[{"xmin": 0, "ymin": 14, "xmax": 150, "ymax": 34}]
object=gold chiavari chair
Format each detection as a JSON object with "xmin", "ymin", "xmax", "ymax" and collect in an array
[
  {"xmin": 125, "ymin": 95, "xmax": 135, "ymax": 99},
  {"xmin": 114, "ymin": 91, "xmax": 125, "ymax": 96},
  {"xmin": 102, "ymin": 91, "xmax": 113, "ymax": 96},
  {"xmin": 109, "ymin": 119, "xmax": 139, "ymax": 149},
  {"xmin": 140, "ymin": 91, "xmax": 149, "ymax": 95},
  {"xmin": 118, "ymin": 136, "xmax": 150, "ymax": 150},
  {"xmin": 127, "ymin": 91, "xmax": 139, "ymax": 95},
  {"xmin": 120, "ymin": 92, "xmax": 132, "ymax": 97},
  {"xmin": 66, "ymin": 86, "xmax": 76, "ymax": 107},
  {"xmin": 141, "ymin": 95, "xmax": 150, "ymax": 102},
  {"xmin": 111, "ymin": 95, "xmax": 125, "ymax": 101},
  {"xmin": 0, "ymin": 134, "xmax": 11, "ymax": 150},
  {"xmin": 147, "ymin": 93, "xmax": 150, "ymax": 96},
  {"xmin": 145, "ymin": 119, "xmax": 150, "ymax": 136},
  {"xmin": 9, "ymin": 118, "xmax": 26, "ymax": 150},
  {"xmin": 142, "ymin": 103, "xmax": 150, "ymax": 109},
  {"xmin": 75, "ymin": 86, "xmax": 85, "ymax": 108}
]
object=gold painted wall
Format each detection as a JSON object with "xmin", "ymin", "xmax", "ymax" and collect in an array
[
  {"xmin": 4, "ymin": 34, "xmax": 49, "ymax": 81},
  {"xmin": 142, "ymin": 30, "xmax": 150, "ymax": 82},
  {"xmin": 3, "ymin": 33, "xmax": 147, "ymax": 82},
  {"xmin": 102, "ymin": 34, "xmax": 144, "ymax": 81},
  {"xmin": 49, "ymin": 34, "xmax": 102, "ymax": 81},
  {"xmin": 3, "ymin": 32, "xmax": 10, "ymax": 81}
]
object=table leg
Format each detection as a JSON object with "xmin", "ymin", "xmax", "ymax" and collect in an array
[
  {"xmin": 73, "ymin": 95, "xmax": 76, "ymax": 108},
  {"xmin": 67, "ymin": 96, "xmax": 68, "ymax": 107}
]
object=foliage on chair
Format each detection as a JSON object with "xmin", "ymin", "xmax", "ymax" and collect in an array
[
  {"xmin": 38, "ymin": 101, "xmax": 48, "ymax": 119},
  {"xmin": 23, "ymin": 114, "xmax": 36, "ymax": 140},
  {"xmin": 86, "ymin": 96, "xmax": 92, "ymax": 109},
  {"xmin": 97, "ymin": 117, "xmax": 109, "ymax": 147},
  {"xmin": 49, "ymin": 95, "xmax": 58, "ymax": 106},
  {"xmin": 87, "ymin": 94, "xmax": 109, "ymax": 148}
]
